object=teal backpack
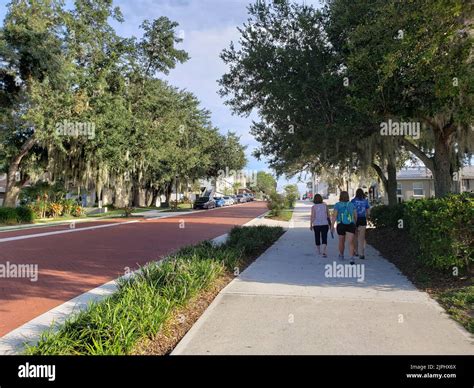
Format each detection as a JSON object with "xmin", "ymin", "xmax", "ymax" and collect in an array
[{"xmin": 337, "ymin": 202, "xmax": 354, "ymax": 225}]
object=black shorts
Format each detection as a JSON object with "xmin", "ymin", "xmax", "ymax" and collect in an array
[
  {"xmin": 356, "ymin": 218, "xmax": 367, "ymax": 227},
  {"xmin": 337, "ymin": 223, "xmax": 356, "ymax": 235}
]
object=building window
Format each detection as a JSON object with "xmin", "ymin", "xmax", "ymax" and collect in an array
[
  {"xmin": 413, "ymin": 182, "xmax": 424, "ymax": 196},
  {"xmin": 397, "ymin": 183, "xmax": 402, "ymax": 196}
]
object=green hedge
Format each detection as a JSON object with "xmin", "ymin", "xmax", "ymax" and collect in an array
[
  {"xmin": 371, "ymin": 194, "xmax": 474, "ymax": 271},
  {"xmin": 370, "ymin": 203, "xmax": 405, "ymax": 228},
  {"xmin": 0, "ymin": 206, "xmax": 35, "ymax": 225}
]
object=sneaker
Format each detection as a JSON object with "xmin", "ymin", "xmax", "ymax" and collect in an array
[
  {"xmin": 354, "ymin": 254, "xmax": 359, "ymax": 257},
  {"xmin": 360, "ymin": 255, "xmax": 365, "ymax": 260},
  {"xmin": 338, "ymin": 254, "xmax": 344, "ymax": 260},
  {"xmin": 350, "ymin": 257, "xmax": 355, "ymax": 265}
]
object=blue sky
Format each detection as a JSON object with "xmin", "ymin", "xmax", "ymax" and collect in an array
[{"xmin": 0, "ymin": 0, "xmax": 322, "ymax": 193}]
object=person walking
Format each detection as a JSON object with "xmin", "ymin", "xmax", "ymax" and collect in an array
[
  {"xmin": 351, "ymin": 188, "xmax": 371, "ymax": 260},
  {"xmin": 332, "ymin": 191, "xmax": 357, "ymax": 264},
  {"xmin": 310, "ymin": 194, "xmax": 332, "ymax": 257}
]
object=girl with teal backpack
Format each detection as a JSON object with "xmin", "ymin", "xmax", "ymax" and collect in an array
[{"xmin": 331, "ymin": 191, "xmax": 358, "ymax": 264}]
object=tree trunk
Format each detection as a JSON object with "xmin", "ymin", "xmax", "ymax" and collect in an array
[
  {"xmin": 151, "ymin": 189, "xmax": 159, "ymax": 207},
  {"xmin": 386, "ymin": 156, "xmax": 398, "ymax": 207},
  {"xmin": 163, "ymin": 183, "xmax": 172, "ymax": 208},
  {"xmin": 132, "ymin": 185, "xmax": 141, "ymax": 207},
  {"xmin": 372, "ymin": 161, "xmax": 397, "ymax": 207},
  {"xmin": 433, "ymin": 129, "xmax": 454, "ymax": 198},
  {"xmin": 3, "ymin": 137, "xmax": 36, "ymax": 207}
]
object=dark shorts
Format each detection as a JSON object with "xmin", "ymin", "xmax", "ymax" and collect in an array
[
  {"xmin": 356, "ymin": 217, "xmax": 367, "ymax": 227},
  {"xmin": 337, "ymin": 223, "xmax": 356, "ymax": 235}
]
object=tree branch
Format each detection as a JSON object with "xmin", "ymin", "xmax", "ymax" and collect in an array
[
  {"xmin": 399, "ymin": 137, "xmax": 434, "ymax": 171},
  {"xmin": 371, "ymin": 162, "xmax": 388, "ymax": 188}
]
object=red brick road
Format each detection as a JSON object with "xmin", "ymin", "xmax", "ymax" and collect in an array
[{"xmin": 0, "ymin": 202, "xmax": 267, "ymax": 337}]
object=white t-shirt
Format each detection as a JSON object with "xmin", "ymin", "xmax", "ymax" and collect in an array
[{"xmin": 312, "ymin": 203, "xmax": 328, "ymax": 226}]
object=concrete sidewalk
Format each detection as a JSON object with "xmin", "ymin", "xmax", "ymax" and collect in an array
[{"xmin": 173, "ymin": 201, "xmax": 473, "ymax": 355}]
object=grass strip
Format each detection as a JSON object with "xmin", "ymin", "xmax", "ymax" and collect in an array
[
  {"xmin": 438, "ymin": 286, "xmax": 474, "ymax": 333},
  {"xmin": 266, "ymin": 208, "xmax": 294, "ymax": 222},
  {"xmin": 25, "ymin": 225, "xmax": 284, "ymax": 355}
]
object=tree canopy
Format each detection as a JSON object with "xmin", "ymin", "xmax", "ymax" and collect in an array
[{"xmin": 0, "ymin": 0, "xmax": 247, "ymax": 207}]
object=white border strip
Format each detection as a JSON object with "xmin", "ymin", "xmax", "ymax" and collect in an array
[{"xmin": 0, "ymin": 220, "xmax": 140, "ymax": 243}]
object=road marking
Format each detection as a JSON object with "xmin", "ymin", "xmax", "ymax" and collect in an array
[{"xmin": 0, "ymin": 220, "xmax": 140, "ymax": 243}]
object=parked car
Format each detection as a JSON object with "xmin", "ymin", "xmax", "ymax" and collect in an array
[
  {"xmin": 236, "ymin": 194, "xmax": 247, "ymax": 203},
  {"xmin": 193, "ymin": 196, "xmax": 216, "ymax": 209},
  {"xmin": 243, "ymin": 193, "xmax": 253, "ymax": 202},
  {"xmin": 247, "ymin": 193, "xmax": 255, "ymax": 201},
  {"xmin": 215, "ymin": 197, "xmax": 226, "ymax": 207},
  {"xmin": 222, "ymin": 196, "xmax": 234, "ymax": 206}
]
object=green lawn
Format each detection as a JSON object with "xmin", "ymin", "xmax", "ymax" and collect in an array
[
  {"xmin": 266, "ymin": 208, "xmax": 294, "ymax": 222},
  {"xmin": 34, "ymin": 208, "xmax": 156, "ymax": 223}
]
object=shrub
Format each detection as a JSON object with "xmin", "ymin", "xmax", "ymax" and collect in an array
[
  {"xmin": 286, "ymin": 193, "xmax": 298, "ymax": 208},
  {"xmin": 0, "ymin": 207, "xmax": 34, "ymax": 225},
  {"xmin": 404, "ymin": 194, "xmax": 473, "ymax": 271},
  {"xmin": 371, "ymin": 194, "xmax": 473, "ymax": 272},
  {"xmin": 71, "ymin": 205, "xmax": 85, "ymax": 217},
  {"xmin": 19, "ymin": 181, "xmax": 66, "ymax": 205},
  {"xmin": 0, "ymin": 207, "xmax": 19, "ymax": 225},
  {"xmin": 28, "ymin": 200, "xmax": 49, "ymax": 219},
  {"xmin": 370, "ymin": 203, "xmax": 405, "ymax": 229},
  {"xmin": 227, "ymin": 225, "xmax": 284, "ymax": 257},
  {"xmin": 267, "ymin": 191, "xmax": 286, "ymax": 216},
  {"xmin": 284, "ymin": 184, "xmax": 299, "ymax": 208},
  {"xmin": 49, "ymin": 202, "xmax": 64, "ymax": 218},
  {"xmin": 123, "ymin": 206, "xmax": 135, "ymax": 217},
  {"xmin": 61, "ymin": 199, "xmax": 77, "ymax": 216},
  {"xmin": 15, "ymin": 206, "xmax": 35, "ymax": 223}
]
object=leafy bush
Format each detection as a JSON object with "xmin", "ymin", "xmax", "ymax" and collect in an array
[
  {"xmin": 20, "ymin": 181, "xmax": 66, "ymax": 205},
  {"xmin": 404, "ymin": 194, "xmax": 473, "ymax": 271},
  {"xmin": 227, "ymin": 225, "xmax": 284, "ymax": 257},
  {"xmin": 71, "ymin": 205, "xmax": 85, "ymax": 217},
  {"xmin": 61, "ymin": 199, "xmax": 77, "ymax": 216},
  {"xmin": 267, "ymin": 191, "xmax": 286, "ymax": 216},
  {"xmin": 0, "ymin": 207, "xmax": 34, "ymax": 225},
  {"xmin": 27, "ymin": 200, "xmax": 49, "ymax": 219},
  {"xmin": 15, "ymin": 206, "xmax": 35, "ymax": 223},
  {"xmin": 371, "ymin": 194, "xmax": 473, "ymax": 272},
  {"xmin": 284, "ymin": 184, "xmax": 299, "ymax": 208},
  {"xmin": 123, "ymin": 206, "xmax": 135, "ymax": 218},
  {"xmin": 49, "ymin": 202, "xmax": 64, "ymax": 218},
  {"xmin": 370, "ymin": 203, "xmax": 405, "ymax": 228},
  {"xmin": 0, "ymin": 207, "xmax": 19, "ymax": 225}
]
